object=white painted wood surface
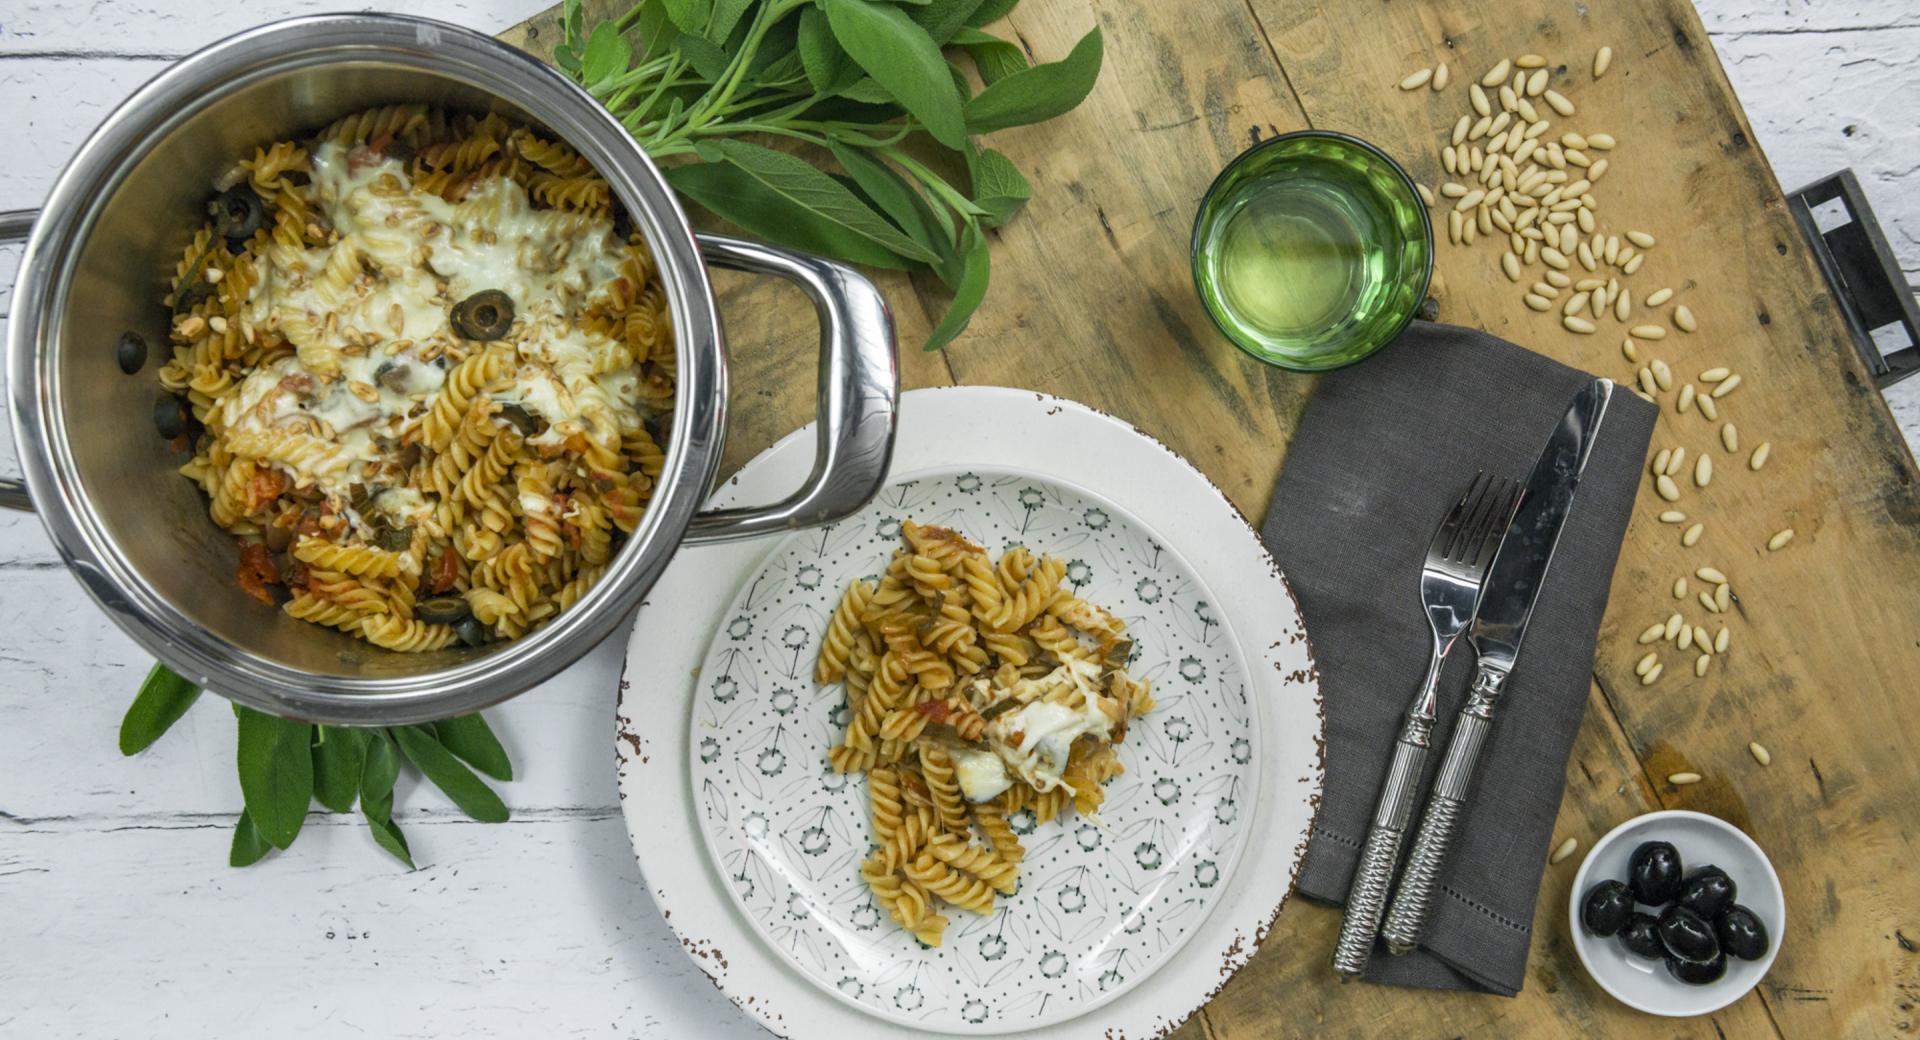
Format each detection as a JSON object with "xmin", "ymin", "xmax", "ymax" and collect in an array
[{"xmin": 0, "ymin": 2, "xmax": 1915, "ymax": 1035}]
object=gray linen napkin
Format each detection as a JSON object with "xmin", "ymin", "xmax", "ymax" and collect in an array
[{"xmin": 1260, "ymin": 322, "xmax": 1656, "ymax": 996}]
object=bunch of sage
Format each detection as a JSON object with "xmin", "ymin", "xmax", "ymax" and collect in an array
[
  {"xmin": 555, "ymin": 0, "xmax": 1104, "ymax": 349},
  {"xmin": 121, "ymin": 664, "xmax": 511, "ymax": 869}
]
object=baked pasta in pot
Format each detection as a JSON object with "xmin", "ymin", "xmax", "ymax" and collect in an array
[{"xmin": 158, "ymin": 104, "xmax": 672, "ymax": 651}]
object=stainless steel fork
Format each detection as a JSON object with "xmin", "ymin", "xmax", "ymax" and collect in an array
[{"xmin": 1331, "ymin": 472, "xmax": 1521, "ymax": 979}]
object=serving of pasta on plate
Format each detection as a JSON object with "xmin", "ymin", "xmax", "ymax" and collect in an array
[
  {"xmin": 817, "ymin": 519, "xmax": 1155, "ymax": 946},
  {"xmin": 156, "ymin": 103, "xmax": 672, "ymax": 651}
]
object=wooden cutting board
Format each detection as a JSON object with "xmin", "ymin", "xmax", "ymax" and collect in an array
[{"xmin": 501, "ymin": 3, "xmax": 1920, "ymax": 1037}]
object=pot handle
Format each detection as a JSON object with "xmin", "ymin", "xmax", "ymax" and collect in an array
[
  {"xmin": 2, "ymin": 208, "xmax": 35, "ymax": 512},
  {"xmin": 681, "ymin": 233, "xmax": 898, "ymax": 545}
]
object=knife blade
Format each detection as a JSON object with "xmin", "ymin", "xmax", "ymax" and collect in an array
[{"xmin": 1377, "ymin": 377, "xmax": 1617, "ymax": 955}]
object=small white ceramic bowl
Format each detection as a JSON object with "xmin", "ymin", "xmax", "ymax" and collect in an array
[{"xmin": 1568, "ymin": 810, "xmax": 1784, "ymax": 1016}]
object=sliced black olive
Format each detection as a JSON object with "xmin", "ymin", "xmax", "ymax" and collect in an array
[
  {"xmin": 1628, "ymin": 840, "xmax": 1684, "ymax": 905},
  {"xmin": 117, "ymin": 331, "xmax": 149, "ymax": 375},
  {"xmin": 1715, "ymin": 904, "xmax": 1769, "ymax": 960},
  {"xmin": 211, "ymin": 185, "xmax": 266, "ymax": 243},
  {"xmin": 153, "ymin": 395, "xmax": 189, "ymax": 440},
  {"xmin": 454, "ymin": 615, "xmax": 489, "ymax": 647},
  {"xmin": 374, "ymin": 360, "xmax": 411, "ymax": 394},
  {"xmin": 1676, "ymin": 865, "xmax": 1737, "ymax": 919},
  {"xmin": 1619, "ymin": 912, "xmax": 1665, "ymax": 959},
  {"xmin": 1658, "ymin": 904, "xmax": 1719, "ymax": 962},
  {"xmin": 498, "ymin": 402, "xmax": 542, "ymax": 436},
  {"xmin": 1581, "ymin": 879, "xmax": 1634, "ymax": 937},
  {"xmin": 262, "ymin": 523, "xmax": 293, "ymax": 553},
  {"xmin": 418, "ymin": 596, "xmax": 472, "ymax": 625},
  {"xmin": 450, "ymin": 289, "xmax": 515, "ymax": 341},
  {"xmin": 348, "ymin": 483, "xmax": 373, "ymax": 510},
  {"xmin": 1665, "ymin": 951, "xmax": 1728, "ymax": 985},
  {"xmin": 371, "ymin": 523, "xmax": 415, "ymax": 552}
]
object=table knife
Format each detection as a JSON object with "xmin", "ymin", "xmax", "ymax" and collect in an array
[{"xmin": 1379, "ymin": 378, "xmax": 1618, "ymax": 955}]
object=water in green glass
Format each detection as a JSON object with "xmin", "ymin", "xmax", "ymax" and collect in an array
[{"xmin": 1192, "ymin": 135, "xmax": 1430, "ymax": 372}]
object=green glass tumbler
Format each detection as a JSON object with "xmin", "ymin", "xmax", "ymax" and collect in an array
[{"xmin": 1191, "ymin": 131, "xmax": 1433, "ymax": 372}]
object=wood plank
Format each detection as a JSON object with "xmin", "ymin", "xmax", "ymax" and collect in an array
[{"xmin": 1239, "ymin": 0, "xmax": 1920, "ymax": 1035}]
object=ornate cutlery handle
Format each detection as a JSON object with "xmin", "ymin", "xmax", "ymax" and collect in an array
[
  {"xmin": 1380, "ymin": 672, "xmax": 1503, "ymax": 955},
  {"xmin": 1331, "ymin": 719, "xmax": 1431, "ymax": 978}
]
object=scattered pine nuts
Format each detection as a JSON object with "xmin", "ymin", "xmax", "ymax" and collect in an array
[
  {"xmin": 1517, "ymin": 53, "xmax": 1548, "ymax": 69},
  {"xmin": 1657, "ymin": 509, "xmax": 1685, "ymax": 523},
  {"xmin": 1651, "ymin": 358, "xmax": 1674, "ymax": 390},
  {"xmin": 1678, "ymin": 625, "xmax": 1693, "ymax": 651},
  {"xmin": 1749, "ymin": 742, "xmax": 1771, "ymax": 766},
  {"xmin": 1712, "ymin": 374, "xmax": 1741, "ymax": 398},
  {"xmin": 1768, "ymin": 528, "xmax": 1795, "ymax": 551},
  {"xmin": 1673, "ymin": 577, "xmax": 1688, "ymax": 598},
  {"xmin": 1682, "ymin": 522, "xmax": 1703, "ymax": 546},
  {"xmin": 1750, "ymin": 442, "xmax": 1771, "ymax": 470},
  {"xmin": 1616, "ymin": 289, "xmax": 1632, "ymax": 322},
  {"xmin": 1715, "ymin": 582, "xmax": 1731, "ymax": 612},
  {"xmin": 1666, "ymin": 447, "xmax": 1687, "ymax": 477},
  {"xmin": 1699, "ymin": 590, "xmax": 1720, "ymax": 614},
  {"xmin": 1594, "ymin": 46, "xmax": 1613, "ymax": 78},
  {"xmin": 1482, "ymin": 59, "xmax": 1512, "ymax": 87},
  {"xmin": 1694, "ymin": 626, "xmax": 1712, "ymax": 654},
  {"xmin": 1674, "ymin": 304, "xmax": 1698, "ymax": 333},
  {"xmin": 1638, "ymin": 367, "xmax": 1658, "ymax": 396},
  {"xmin": 1695, "ymin": 654, "xmax": 1711, "ymax": 677},
  {"xmin": 1433, "ymin": 63, "xmax": 1451, "ymax": 90},
  {"xmin": 1401, "ymin": 68, "xmax": 1435, "ymax": 90},
  {"xmin": 1626, "ymin": 230, "xmax": 1656, "ymax": 249},
  {"xmin": 1678, "ymin": 384, "xmax": 1696, "ymax": 413},
  {"xmin": 1525, "ymin": 293, "xmax": 1553, "ymax": 312},
  {"xmin": 1551, "ymin": 837, "xmax": 1580, "ymax": 864},
  {"xmin": 1564, "ymin": 315, "xmax": 1597, "ymax": 334},
  {"xmin": 1631, "ymin": 324, "xmax": 1667, "ymax": 340},
  {"xmin": 1664, "ymin": 613, "xmax": 1684, "ymax": 640},
  {"xmin": 1721, "ymin": 423, "xmax": 1739, "ymax": 453},
  {"xmin": 1622, "ymin": 338, "xmax": 1639, "ymax": 361},
  {"xmin": 1697, "ymin": 394, "xmax": 1719, "ymax": 420},
  {"xmin": 1639, "ymin": 622, "xmax": 1667, "ymax": 644},
  {"xmin": 1647, "ymin": 287, "xmax": 1675, "ymax": 307},
  {"xmin": 1695, "ymin": 566, "xmax": 1728, "ymax": 584},
  {"xmin": 1694, "ymin": 454, "xmax": 1713, "ymax": 488},
  {"xmin": 1656, "ymin": 474, "xmax": 1681, "ymax": 501},
  {"xmin": 1668, "ymin": 771, "xmax": 1702, "ymax": 785},
  {"xmin": 1641, "ymin": 663, "xmax": 1664, "ymax": 685},
  {"xmin": 1714, "ymin": 627, "xmax": 1728, "ymax": 653},
  {"xmin": 1586, "ymin": 132, "xmax": 1616, "ymax": 150},
  {"xmin": 1418, "ymin": 183, "xmax": 1437, "ymax": 206},
  {"xmin": 1699, "ymin": 366, "xmax": 1730, "ymax": 382},
  {"xmin": 1543, "ymin": 89, "xmax": 1575, "ymax": 116},
  {"xmin": 1636, "ymin": 651, "xmax": 1658, "ymax": 676}
]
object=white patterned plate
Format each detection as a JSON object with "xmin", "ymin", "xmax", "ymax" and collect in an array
[
  {"xmin": 618, "ymin": 387, "xmax": 1323, "ymax": 1040},
  {"xmin": 687, "ymin": 466, "xmax": 1258, "ymax": 1032}
]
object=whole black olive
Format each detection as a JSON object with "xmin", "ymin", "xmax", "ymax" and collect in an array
[
  {"xmin": 1628, "ymin": 840, "xmax": 1684, "ymax": 905},
  {"xmin": 1676, "ymin": 866, "xmax": 1737, "ymax": 919},
  {"xmin": 117, "ymin": 331, "xmax": 149, "ymax": 375},
  {"xmin": 454, "ymin": 615, "xmax": 489, "ymax": 648},
  {"xmin": 1658, "ymin": 904, "xmax": 1720, "ymax": 963},
  {"xmin": 450, "ymin": 289, "xmax": 515, "ymax": 341},
  {"xmin": 1664, "ymin": 950, "xmax": 1728, "ymax": 985},
  {"xmin": 212, "ymin": 185, "xmax": 266, "ymax": 243},
  {"xmin": 418, "ymin": 596, "xmax": 472, "ymax": 625},
  {"xmin": 153, "ymin": 394, "xmax": 189, "ymax": 440},
  {"xmin": 1581, "ymin": 879, "xmax": 1635, "ymax": 937},
  {"xmin": 1715, "ymin": 904, "xmax": 1770, "ymax": 960},
  {"xmin": 1618, "ymin": 912, "xmax": 1665, "ymax": 960}
]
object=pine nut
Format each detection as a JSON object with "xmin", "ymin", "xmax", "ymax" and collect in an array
[
  {"xmin": 1503, "ymin": 252, "xmax": 1522, "ymax": 281},
  {"xmin": 1526, "ymin": 68, "xmax": 1549, "ymax": 96},
  {"xmin": 1578, "ymin": 241, "xmax": 1597, "ymax": 270},
  {"xmin": 1674, "ymin": 305, "xmax": 1698, "ymax": 333},
  {"xmin": 1678, "ymin": 384, "xmax": 1696, "ymax": 413},
  {"xmin": 1542, "ymin": 247, "xmax": 1570, "ymax": 270},
  {"xmin": 1694, "ymin": 626, "xmax": 1712, "ymax": 654},
  {"xmin": 1647, "ymin": 288, "xmax": 1675, "ymax": 307},
  {"xmin": 1561, "ymin": 224, "xmax": 1577, "ymax": 254},
  {"xmin": 1622, "ymin": 338, "xmax": 1638, "ymax": 361},
  {"xmin": 1715, "ymin": 582, "xmax": 1731, "ymax": 612},
  {"xmin": 1578, "ymin": 206, "xmax": 1596, "ymax": 233},
  {"xmin": 1697, "ymin": 395, "xmax": 1719, "ymax": 421},
  {"xmin": 1603, "ymin": 236, "xmax": 1621, "ymax": 265},
  {"xmin": 1668, "ymin": 771, "xmax": 1701, "ymax": 785},
  {"xmin": 1673, "ymin": 577, "xmax": 1688, "ymax": 598},
  {"xmin": 1715, "ymin": 627, "xmax": 1729, "ymax": 653},
  {"xmin": 1639, "ymin": 622, "xmax": 1667, "ymax": 643},
  {"xmin": 1418, "ymin": 183, "xmax": 1437, "ymax": 207},
  {"xmin": 1433, "ymin": 63, "xmax": 1451, "ymax": 90},
  {"xmin": 1471, "ymin": 82, "xmax": 1492, "ymax": 117},
  {"xmin": 1695, "ymin": 654, "xmax": 1711, "ymax": 677},
  {"xmin": 1455, "ymin": 189, "xmax": 1485, "ymax": 211},
  {"xmin": 1525, "ymin": 294, "xmax": 1553, "ymax": 312},
  {"xmin": 1642, "ymin": 663, "xmax": 1664, "ymax": 685},
  {"xmin": 1551, "ymin": 837, "xmax": 1579, "ymax": 864},
  {"xmin": 1623, "ymin": 253, "xmax": 1645, "ymax": 274},
  {"xmin": 1636, "ymin": 651, "xmax": 1658, "ymax": 676},
  {"xmin": 1652, "ymin": 448, "xmax": 1672, "ymax": 475},
  {"xmin": 1500, "ymin": 84, "xmax": 1519, "ymax": 111},
  {"xmin": 1712, "ymin": 374, "xmax": 1741, "ymax": 398},
  {"xmin": 1652, "ymin": 359, "xmax": 1673, "ymax": 390},
  {"xmin": 1564, "ymin": 292, "xmax": 1589, "ymax": 317},
  {"xmin": 1564, "ymin": 315, "xmax": 1597, "ymax": 334},
  {"xmin": 1694, "ymin": 454, "xmax": 1713, "ymax": 487},
  {"xmin": 1625, "ymin": 230, "xmax": 1656, "ymax": 249},
  {"xmin": 1587, "ymin": 133, "xmax": 1615, "ymax": 150},
  {"xmin": 1638, "ymin": 367, "xmax": 1658, "ymax": 396},
  {"xmin": 1482, "ymin": 59, "xmax": 1512, "ymax": 87},
  {"xmin": 1592, "ymin": 285, "xmax": 1608, "ymax": 312},
  {"xmin": 1631, "ymin": 325, "xmax": 1667, "ymax": 340},
  {"xmin": 1682, "ymin": 522, "xmax": 1703, "ymax": 546},
  {"xmin": 1678, "ymin": 625, "xmax": 1693, "ymax": 651},
  {"xmin": 1768, "ymin": 528, "xmax": 1795, "ymax": 551},
  {"xmin": 1750, "ymin": 442, "xmax": 1772, "ymax": 470},
  {"xmin": 1699, "ymin": 366, "xmax": 1730, "ymax": 382},
  {"xmin": 1590, "ymin": 158, "xmax": 1609, "ymax": 180},
  {"xmin": 1545, "ymin": 268, "xmax": 1571, "ymax": 287},
  {"xmin": 1659, "ymin": 510, "xmax": 1686, "ymax": 523},
  {"xmin": 1749, "ymin": 742, "xmax": 1771, "ymax": 766},
  {"xmin": 1544, "ymin": 89, "xmax": 1575, "ymax": 116},
  {"xmin": 1517, "ymin": 53, "xmax": 1547, "ymax": 68},
  {"xmin": 1656, "ymin": 474, "xmax": 1681, "ymax": 501},
  {"xmin": 1533, "ymin": 281, "xmax": 1561, "ymax": 298},
  {"xmin": 1695, "ymin": 566, "xmax": 1727, "ymax": 584},
  {"xmin": 1401, "ymin": 68, "xmax": 1434, "ymax": 90},
  {"xmin": 1721, "ymin": 423, "xmax": 1739, "ymax": 452},
  {"xmin": 1666, "ymin": 446, "xmax": 1687, "ymax": 477},
  {"xmin": 1662, "ymin": 613, "xmax": 1683, "ymax": 640},
  {"xmin": 1616, "ymin": 289, "xmax": 1632, "ymax": 321},
  {"xmin": 1699, "ymin": 590, "xmax": 1720, "ymax": 613},
  {"xmin": 1594, "ymin": 46, "xmax": 1614, "ymax": 78}
]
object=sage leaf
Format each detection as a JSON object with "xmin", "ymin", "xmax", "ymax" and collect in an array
[
  {"xmin": 707, "ymin": 0, "xmax": 753, "ymax": 42},
  {"xmin": 822, "ymin": 0, "xmax": 968, "ymax": 149},
  {"xmin": 676, "ymin": 33, "xmax": 734, "ymax": 81},
  {"xmin": 581, "ymin": 22, "xmax": 633, "ymax": 88},
  {"xmin": 667, "ymin": 162, "xmax": 914, "ymax": 270},
  {"xmin": 119, "ymin": 663, "xmax": 200, "ymax": 756},
  {"xmin": 964, "ymin": 25, "xmax": 1102, "ymax": 134},
  {"xmin": 235, "ymin": 706, "xmax": 314, "ymax": 850},
  {"xmin": 924, "ymin": 222, "xmax": 991, "ymax": 351},
  {"xmin": 358, "ymin": 732, "xmax": 414, "ymax": 869},
  {"xmin": 952, "ymin": 27, "xmax": 1027, "ymax": 84},
  {"xmin": 909, "ymin": 0, "xmax": 988, "ymax": 44},
  {"xmin": 230, "ymin": 811, "xmax": 272, "ymax": 868},
  {"xmin": 708, "ymin": 140, "xmax": 939, "ymax": 262},
  {"xmin": 965, "ymin": 0, "xmax": 1020, "ymax": 27},
  {"xmin": 837, "ymin": 78, "xmax": 896, "ymax": 104},
  {"xmin": 967, "ymin": 146, "xmax": 1030, "ymax": 226},
  {"xmin": 635, "ymin": 0, "xmax": 679, "ymax": 62},
  {"xmin": 434, "ymin": 714, "xmax": 513, "ymax": 782},
  {"xmin": 828, "ymin": 142, "xmax": 945, "ymax": 256},
  {"xmin": 311, "ymin": 726, "xmax": 369, "ymax": 814},
  {"xmin": 798, "ymin": 7, "xmax": 862, "ymax": 94},
  {"xmin": 392, "ymin": 725, "xmax": 509, "ymax": 824},
  {"xmin": 661, "ymin": 0, "xmax": 712, "ymax": 35}
]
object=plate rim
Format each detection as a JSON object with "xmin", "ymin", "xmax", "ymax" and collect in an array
[
  {"xmin": 617, "ymin": 385, "xmax": 1325, "ymax": 1040},
  {"xmin": 680, "ymin": 460, "xmax": 1268, "ymax": 1033}
]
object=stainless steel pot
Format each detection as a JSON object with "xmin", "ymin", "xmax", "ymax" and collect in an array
[{"xmin": 1, "ymin": 15, "xmax": 898, "ymax": 725}]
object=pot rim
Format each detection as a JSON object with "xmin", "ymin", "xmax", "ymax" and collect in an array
[{"xmin": 6, "ymin": 14, "xmax": 728, "ymax": 724}]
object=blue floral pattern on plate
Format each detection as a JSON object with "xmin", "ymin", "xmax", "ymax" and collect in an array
[{"xmin": 688, "ymin": 467, "xmax": 1260, "ymax": 1033}]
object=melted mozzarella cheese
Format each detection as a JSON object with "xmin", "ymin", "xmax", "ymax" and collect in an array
[{"xmin": 951, "ymin": 746, "xmax": 1014, "ymax": 804}]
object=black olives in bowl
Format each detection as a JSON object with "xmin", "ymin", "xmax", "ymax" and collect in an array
[
  {"xmin": 1581, "ymin": 880, "xmax": 1635, "ymax": 937},
  {"xmin": 1715, "ymin": 904, "xmax": 1770, "ymax": 961},
  {"xmin": 1657, "ymin": 905, "xmax": 1720, "ymax": 963},
  {"xmin": 1665, "ymin": 950, "xmax": 1728, "ymax": 985},
  {"xmin": 1676, "ymin": 865, "xmax": 1737, "ymax": 919},
  {"xmin": 1618, "ymin": 912, "xmax": 1664, "ymax": 959},
  {"xmin": 1627, "ymin": 840, "xmax": 1683, "ymax": 904}
]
